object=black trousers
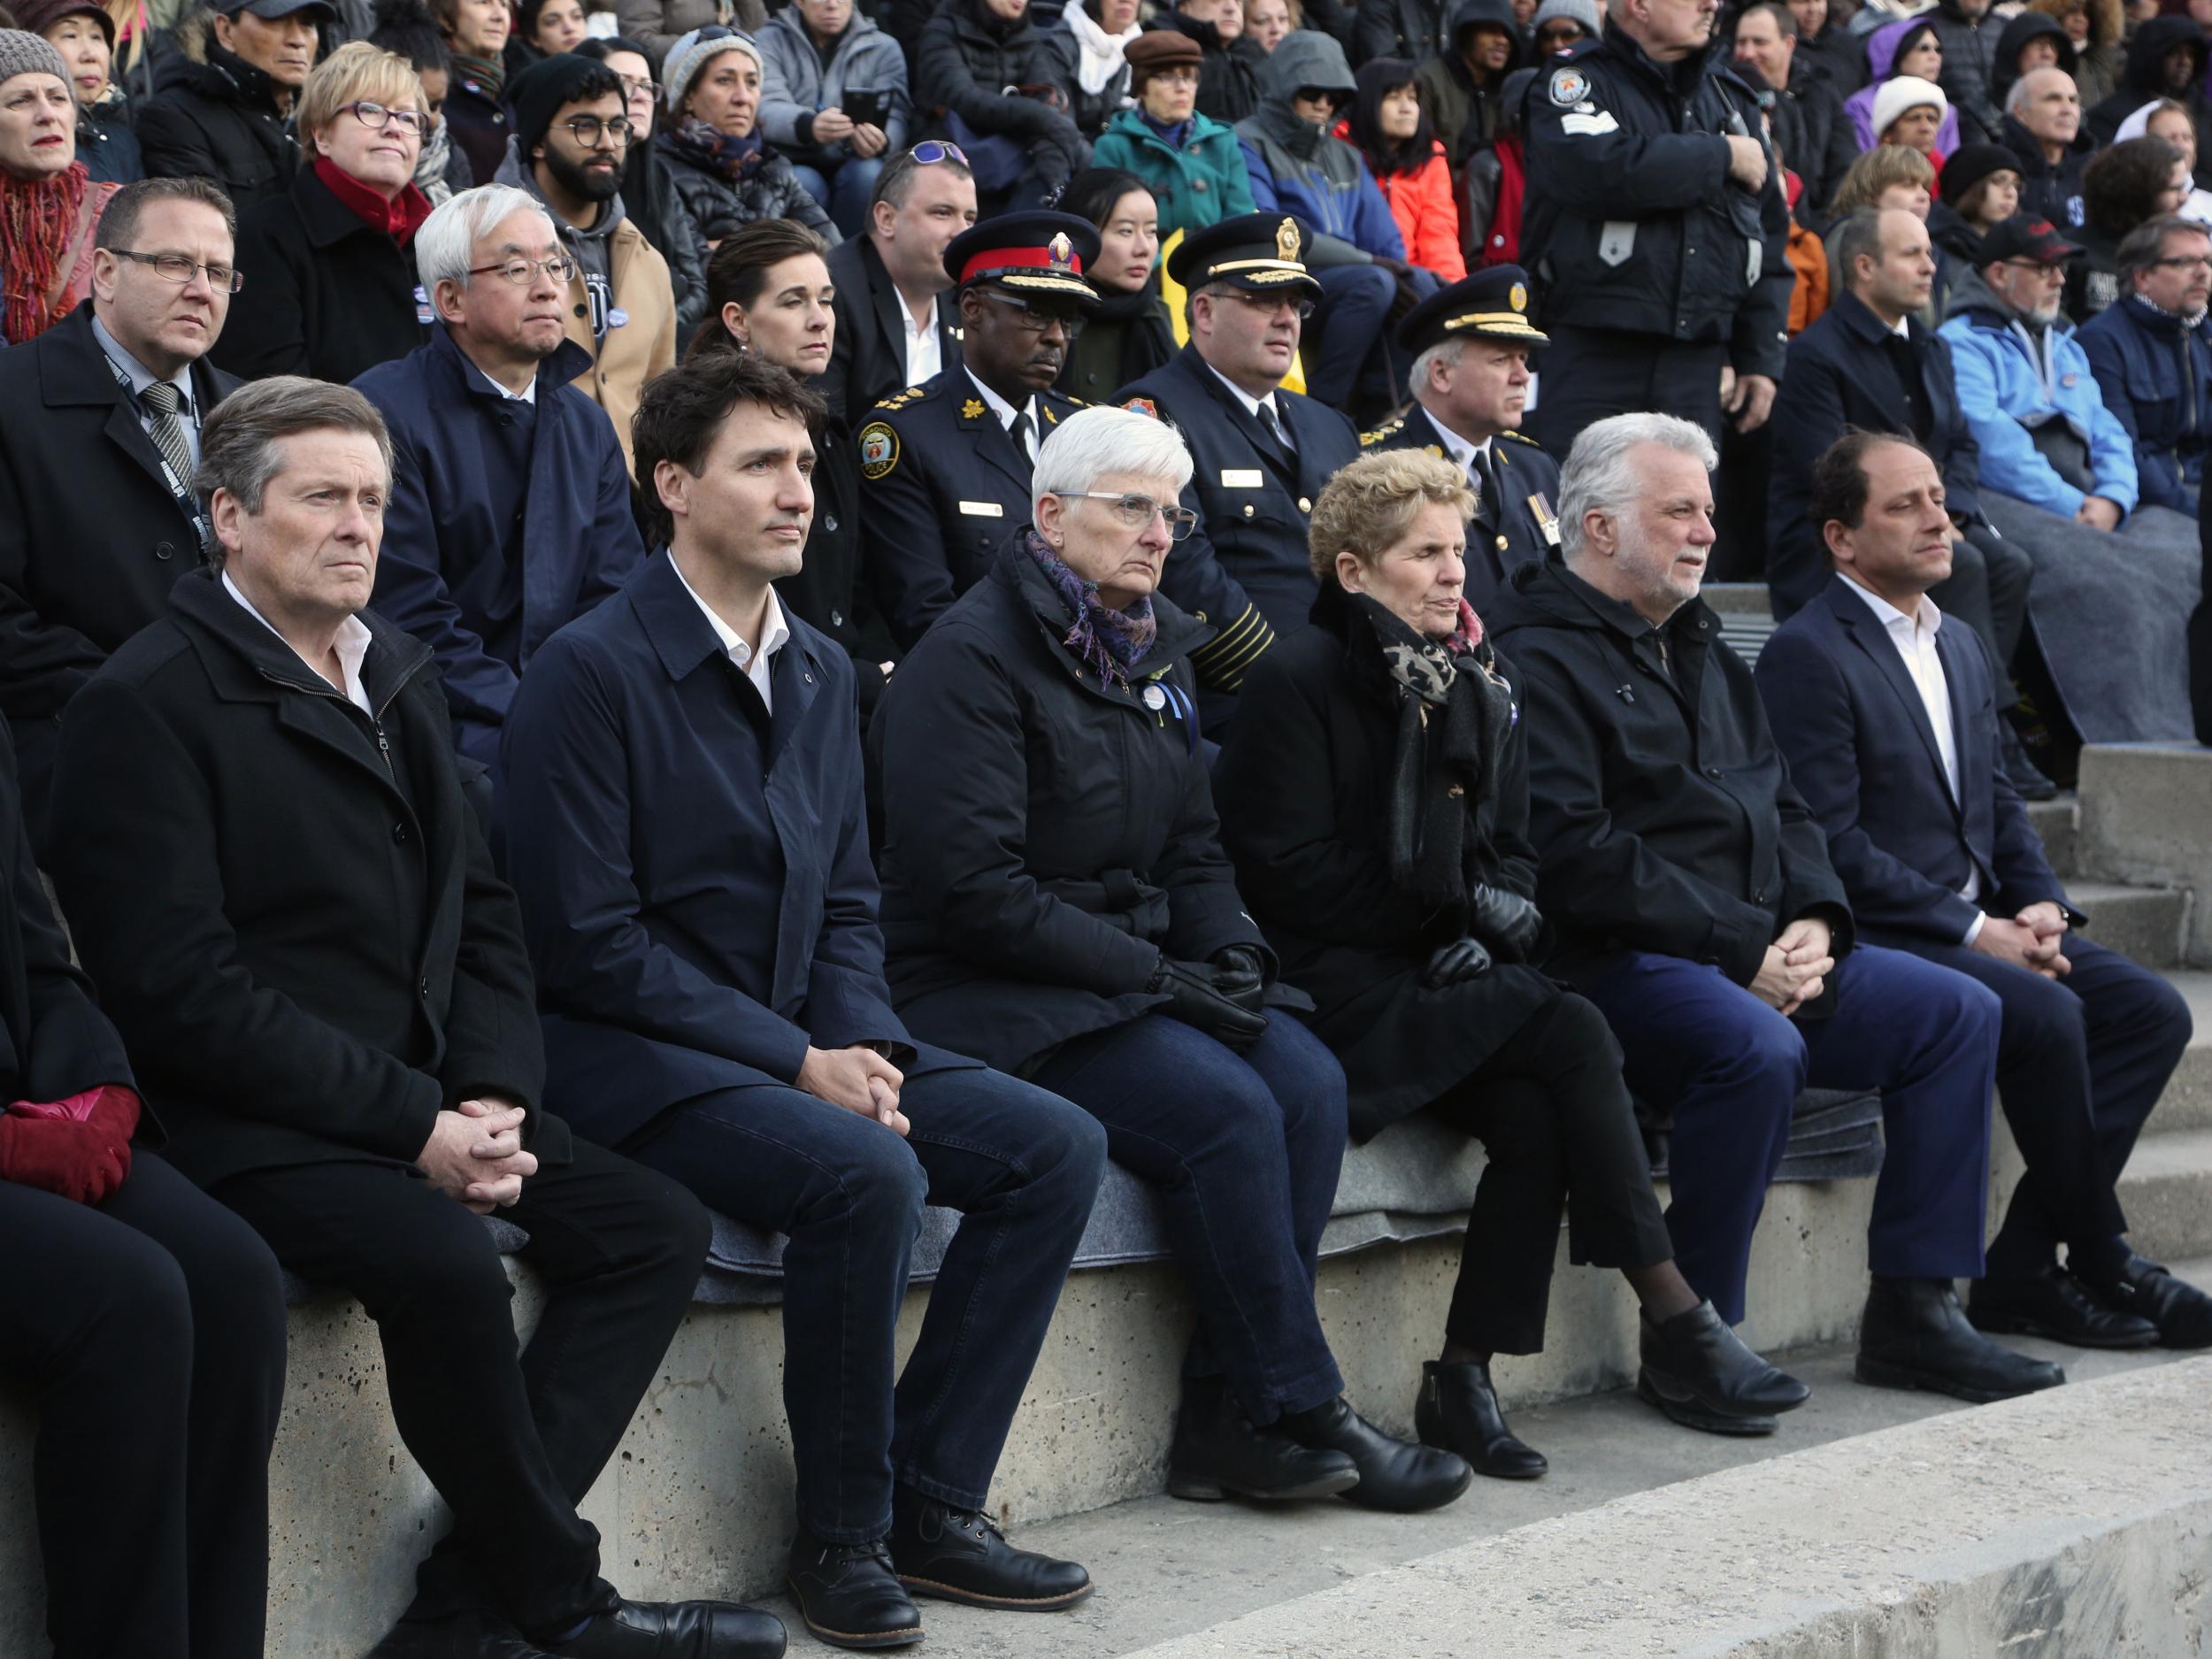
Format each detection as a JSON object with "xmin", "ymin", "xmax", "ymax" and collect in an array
[
  {"xmin": 1933, "ymin": 525, "xmax": 2034, "ymax": 675},
  {"xmin": 215, "ymin": 1141, "xmax": 710, "ymax": 1641},
  {"xmin": 1530, "ymin": 328, "xmax": 1729, "ymax": 456},
  {"xmin": 0, "ymin": 1151, "xmax": 288, "ymax": 1659},
  {"xmin": 1430, "ymin": 994, "xmax": 1676, "ymax": 1356},
  {"xmin": 1888, "ymin": 933, "xmax": 2193, "ymax": 1277}
]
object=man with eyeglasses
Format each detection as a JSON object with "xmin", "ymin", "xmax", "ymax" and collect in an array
[
  {"xmin": 2078, "ymin": 214, "xmax": 2212, "ymax": 516},
  {"xmin": 1941, "ymin": 213, "xmax": 2203, "ymax": 741},
  {"xmin": 0, "ymin": 175, "xmax": 242, "ymax": 854},
  {"xmin": 355, "ymin": 182, "xmax": 645, "ymax": 821},
  {"xmin": 856, "ymin": 210, "xmax": 1099, "ymax": 649},
  {"xmin": 500, "ymin": 52, "xmax": 676, "ymax": 474}
]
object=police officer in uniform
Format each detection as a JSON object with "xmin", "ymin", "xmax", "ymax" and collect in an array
[
  {"xmin": 1364, "ymin": 266, "xmax": 1563, "ymax": 614},
  {"xmin": 856, "ymin": 211, "xmax": 1099, "ymax": 651},
  {"xmin": 1115, "ymin": 213, "xmax": 1361, "ymax": 730},
  {"xmin": 1519, "ymin": 0, "xmax": 1793, "ymax": 455}
]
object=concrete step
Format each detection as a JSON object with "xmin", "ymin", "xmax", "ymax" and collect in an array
[
  {"xmin": 2025, "ymin": 794, "xmax": 2078, "ymax": 878},
  {"xmin": 2069, "ymin": 879, "xmax": 2192, "ymax": 970},
  {"xmin": 2078, "ymin": 743, "xmax": 2212, "ymax": 968},
  {"xmin": 2117, "ymin": 1128, "xmax": 2212, "ymax": 1265}
]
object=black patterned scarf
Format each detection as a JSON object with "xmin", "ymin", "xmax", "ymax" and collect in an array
[
  {"xmin": 1025, "ymin": 530, "xmax": 1158, "ymax": 688},
  {"xmin": 667, "ymin": 117, "xmax": 765, "ymax": 183}
]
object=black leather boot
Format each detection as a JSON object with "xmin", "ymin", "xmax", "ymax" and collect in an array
[
  {"xmin": 1278, "ymin": 1396, "xmax": 1473, "ymax": 1513},
  {"xmin": 2077, "ymin": 1253, "xmax": 2212, "ymax": 1349},
  {"xmin": 1856, "ymin": 1277, "xmax": 2066, "ymax": 1402},
  {"xmin": 365, "ymin": 1611, "xmax": 557, "ymax": 1657},
  {"xmin": 887, "ymin": 1489, "xmax": 1093, "ymax": 1611},
  {"xmin": 1165, "ymin": 1377, "xmax": 1359, "ymax": 1502},
  {"xmin": 1414, "ymin": 1360, "xmax": 1547, "ymax": 1480},
  {"xmin": 1637, "ymin": 1301, "xmax": 1809, "ymax": 1436},
  {"xmin": 785, "ymin": 1531, "xmax": 923, "ymax": 1650},
  {"xmin": 1970, "ymin": 1265, "xmax": 2160, "ymax": 1349},
  {"xmin": 541, "ymin": 1599, "xmax": 787, "ymax": 1659}
]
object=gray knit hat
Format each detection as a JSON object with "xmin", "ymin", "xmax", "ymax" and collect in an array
[
  {"xmin": 1531, "ymin": 0, "xmax": 1600, "ymax": 37},
  {"xmin": 662, "ymin": 26, "xmax": 762, "ymax": 117},
  {"xmin": 0, "ymin": 28, "xmax": 73, "ymax": 91}
]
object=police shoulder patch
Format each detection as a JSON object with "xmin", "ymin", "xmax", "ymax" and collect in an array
[
  {"xmin": 858, "ymin": 421, "xmax": 900, "ymax": 480},
  {"xmin": 1548, "ymin": 66, "xmax": 1589, "ymax": 107},
  {"xmin": 1123, "ymin": 396, "xmax": 1159, "ymax": 419}
]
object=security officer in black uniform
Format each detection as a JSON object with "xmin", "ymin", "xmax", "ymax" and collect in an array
[
  {"xmin": 1519, "ymin": 0, "xmax": 1793, "ymax": 455},
  {"xmin": 856, "ymin": 211, "xmax": 1098, "ymax": 652},
  {"xmin": 1364, "ymin": 266, "xmax": 1564, "ymax": 615},
  {"xmin": 1115, "ymin": 213, "xmax": 1361, "ymax": 732}
]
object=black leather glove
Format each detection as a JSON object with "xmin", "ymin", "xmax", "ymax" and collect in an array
[
  {"xmin": 1421, "ymin": 936, "xmax": 1494, "ymax": 989},
  {"xmin": 1148, "ymin": 956, "xmax": 1269, "ymax": 1049},
  {"xmin": 1210, "ymin": 945, "xmax": 1266, "ymax": 1013},
  {"xmin": 1467, "ymin": 885, "xmax": 1543, "ymax": 959}
]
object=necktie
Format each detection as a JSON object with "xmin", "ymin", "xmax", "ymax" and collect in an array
[
  {"xmin": 1010, "ymin": 409, "xmax": 1036, "ymax": 465},
  {"xmin": 1470, "ymin": 444, "xmax": 1499, "ymax": 529},
  {"xmin": 1258, "ymin": 398, "xmax": 1295, "ymax": 457},
  {"xmin": 139, "ymin": 380, "xmax": 196, "ymax": 488}
]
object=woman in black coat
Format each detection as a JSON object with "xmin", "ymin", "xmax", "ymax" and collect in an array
[
  {"xmin": 911, "ymin": 0, "xmax": 1086, "ymax": 210},
  {"xmin": 1214, "ymin": 450, "xmax": 1807, "ymax": 1470},
  {"xmin": 0, "ymin": 718, "xmax": 288, "ymax": 1659},
  {"xmin": 872, "ymin": 405, "xmax": 1471, "ymax": 1517}
]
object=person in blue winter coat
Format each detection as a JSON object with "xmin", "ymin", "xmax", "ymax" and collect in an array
[{"xmin": 2077, "ymin": 212, "xmax": 2212, "ymax": 517}]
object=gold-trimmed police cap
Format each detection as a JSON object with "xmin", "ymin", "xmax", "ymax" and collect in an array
[
  {"xmin": 943, "ymin": 211, "xmax": 1103, "ymax": 304},
  {"xmin": 1394, "ymin": 265, "xmax": 1550, "ymax": 357},
  {"xmin": 1165, "ymin": 212, "xmax": 1325, "ymax": 299}
]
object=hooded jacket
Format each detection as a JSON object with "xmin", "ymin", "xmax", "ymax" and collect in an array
[
  {"xmin": 1236, "ymin": 32, "xmax": 1405, "ymax": 265},
  {"xmin": 1985, "ymin": 11, "xmax": 2078, "ymax": 135},
  {"xmin": 756, "ymin": 6, "xmax": 912, "ymax": 171},
  {"xmin": 1924, "ymin": 0, "xmax": 2003, "ymax": 139},
  {"xmin": 2001, "ymin": 109, "xmax": 2092, "ymax": 230},
  {"xmin": 2076, "ymin": 288, "xmax": 2212, "ymax": 514},
  {"xmin": 133, "ymin": 38, "xmax": 298, "ymax": 210},
  {"xmin": 1415, "ymin": 0, "xmax": 1522, "ymax": 164},
  {"xmin": 2086, "ymin": 13, "xmax": 2212, "ymax": 184},
  {"xmin": 1845, "ymin": 19, "xmax": 1965, "ymax": 154},
  {"xmin": 1938, "ymin": 260, "xmax": 2139, "ymax": 517}
]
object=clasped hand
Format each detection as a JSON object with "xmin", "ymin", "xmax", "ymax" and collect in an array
[
  {"xmin": 798, "ymin": 1044, "xmax": 910, "ymax": 1136},
  {"xmin": 1971, "ymin": 901, "xmax": 2070, "ymax": 980},
  {"xmin": 417, "ymin": 1097, "xmax": 537, "ymax": 1212},
  {"xmin": 1149, "ymin": 952, "xmax": 1268, "ymax": 1049},
  {"xmin": 1752, "ymin": 917, "xmax": 1833, "ymax": 1014}
]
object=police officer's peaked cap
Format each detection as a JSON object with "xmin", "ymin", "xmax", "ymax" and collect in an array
[
  {"xmin": 1164, "ymin": 211, "xmax": 1325, "ymax": 300},
  {"xmin": 943, "ymin": 211, "xmax": 1104, "ymax": 304},
  {"xmin": 1394, "ymin": 265, "xmax": 1550, "ymax": 357}
]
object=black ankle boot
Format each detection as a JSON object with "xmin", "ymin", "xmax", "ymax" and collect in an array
[
  {"xmin": 1637, "ymin": 1301, "xmax": 1809, "ymax": 1436},
  {"xmin": 1857, "ymin": 1277, "xmax": 2066, "ymax": 1402},
  {"xmin": 786, "ymin": 1529, "xmax": 923, "ymax": 1650},
  {"xmin": 1277, "ymin": 1396, "xmax": 1473, "ymax": 1512},
  {"xmin": 1415, "ymin": 1360, "xmax": 1547, "ymax": 1479},
  {"xmin": 1166, "ymin": 1377, "xmax": 1360, "ymax": 1502},
  {"xmin": 887, "ymin": 1489, "xmax": 1092, "ymax": 1611}
]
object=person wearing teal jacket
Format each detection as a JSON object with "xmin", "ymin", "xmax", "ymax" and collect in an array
[{"xmin": 1093, "ymin": 28, "xmax": 1255, "ymax": 245}]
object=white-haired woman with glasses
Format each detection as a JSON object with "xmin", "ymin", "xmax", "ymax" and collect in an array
[
  {"xmin": 215, "ymin": 41, "xmax": 434, "ymax": 382},
  {"xmin": 871, "ymin": 404, "xmax": 1476, "ymax": 1518}
]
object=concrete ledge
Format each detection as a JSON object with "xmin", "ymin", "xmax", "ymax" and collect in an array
[
  {"xmin": 2078, "ymin": 743, "xmax": 2211, "ymax": 966},
  {"xmin": 1117, "ymin": 1357, "xmax": 2212, "ymax": 1659}
]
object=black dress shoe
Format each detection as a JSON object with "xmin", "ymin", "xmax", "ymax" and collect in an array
[
  {"xmin": 887, "ymin": 1490, "xmax": 1092, "ymax": 1611},
  {"xmin": 1970, "ymin": 1265, "xmax": 2160, "ymax": 1349},
  {"xmin": 362, "ymin": 1611, "xmax": 550, "ymax": 1657},
  {"xmin": 785, "ymin": 1532, "xmax": 922, "ymax": 1651},
  {"xmin": 2078, "ymin": 1253, "xmax": 2212, "ymax": 1349},
  {"xmin": 1278, "ymin": 1396, "xmax": 1473, "ymax": 1513},
  {"xmin": 1414, "ymin": 1359, "xmax": 1547, "ymax": 1480},
  {"xmin": 541, "ymin": 1600, "xmax": 785, "ymax": 1659},
  {"xmin": 1166, "ymin": 1379, "xmax": 1360, "ymax": 1502},
  {"xmin": 1637, "ymin": 1301, "xmax": 1809, "ymax": 1437},
  {"xmin": 1856, "ymin": 1277, "xmax": 2066, "ymax": 1403},
  {"xmin": 2000, "ymin": 724, "xmax": 2061, "ymax": 801}
]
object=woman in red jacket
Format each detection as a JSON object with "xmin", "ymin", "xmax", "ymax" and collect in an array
[{"xmin": 1343, "ymin": 56, "xmax": 1465, "ymax": 280}]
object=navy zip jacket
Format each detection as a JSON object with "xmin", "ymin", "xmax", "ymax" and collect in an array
[{"xmin": 2076, "ymin": 291, "xmax": 2212, "ymax": 517}]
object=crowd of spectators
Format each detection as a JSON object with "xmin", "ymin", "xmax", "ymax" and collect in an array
[{"xmin": 6, "ymin": 0, "xmax": 2212, "ymax": 1649}]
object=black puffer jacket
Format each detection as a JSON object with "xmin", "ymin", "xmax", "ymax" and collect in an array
[
  {"xmin": 2086, "ymin": 14, "xmax": 2212, "ymax": 186},
  {"xmin": 655, "ymin": 132, "xmax": 837, "ymax": 286},
  {"xmin": 914, "ymin": 0, "xmax": 1087, "ymax": 157},
  {"xmin": 133, "ymin": 42, "xmax": 298, "ymax": 209},
  {"xmin": 1925, "ymin": 0, "xmax": 2004, "ymax": 143}
]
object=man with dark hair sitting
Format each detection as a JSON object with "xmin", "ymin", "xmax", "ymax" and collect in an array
[
  {"xmin": 1757, "ymin": 431, "xmax": 2208, "ymax": 1351},
  {"xmin": 503, "ymin": 349, "xmax": 1107, "ymax": 1654},
  {"xmin": 2077, "ymin": 212, "xmax": 2212, "ymax": 517}
]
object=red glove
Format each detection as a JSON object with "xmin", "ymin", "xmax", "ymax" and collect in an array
[{"xmin": 0, "ymin": 1114, "xmax": 127, "ymax": 1205}]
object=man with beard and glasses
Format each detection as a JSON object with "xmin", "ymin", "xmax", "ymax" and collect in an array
[
  {"xmin": 856, "ymin": 211, "xmax": 1097, "ymax": 650},
  {"xmin": 500, "ymin": 52, "xmax": 676, "ymax": 474}
]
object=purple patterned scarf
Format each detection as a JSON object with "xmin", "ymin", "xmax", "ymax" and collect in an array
[{"xmin": 1025, "ymin": 530, "xmax": 1158, "ymax": 688}]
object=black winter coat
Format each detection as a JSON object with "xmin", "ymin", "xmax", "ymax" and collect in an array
[
  {"xmin": 656, "ymin": 135, "xmax": 837, "ymax": 278},
  {"xmin": 47, "ymin": 570, "xmax": 565, "ymax": 1190},
  {"xmin": 133, "ymin": 44, "xmax": 298, "ymax": 210},
  {"xmin": 2086, "ymin": 15, "xmax": 2212, "ymax": 186},
  {"xmin": 1214, "ymin": 584, "xmax": 1557, "ymax": 1141},
  {"xmin": 0, "ymin": 303, "xmax": 238, "ymax": 849},
  {"xmin": 914, "ymin": 0, "xmax": 1088, "ymax": 173},
  {"xmin": 214, "ymin": 162, "xmax": 430, "ymax": 385},
  {"xmin": 2001, "ymin": 111, "xmax": 2091, "ymax": 233},
  {"xmin": 442, "ymin": 70, "xmax": 513, "ymax": 194},
  {"xmin": 1486, "ymin": 560, "xmax": 1855, "ymax": 991},
  {"xmin": 1775, "ymin": 59, "xmax": 1855, "ymax": 215},
  {"xmin": 1158, "ymin": 12, "xmax": 1261, "ymax": 127},
  {"xmin": 871, "ymin": 544, "xmax": 1273, "ymax": 1072},
  {"xmin": 773, "ymin": 417, "xmax": 892, "ymax": 714}
]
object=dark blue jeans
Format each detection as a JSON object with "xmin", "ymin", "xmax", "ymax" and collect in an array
[
  {"xmin": 1578, "ymin": 943, "xmax": 2002, "ymax": 1325},
  {"xmin": 626, "ymin": 1062, "xmax": 1106, "ymax": 1543},
  {"xmin": 1030, "ymin": 1013, "xmax": 1348, "ymax": 1426}
]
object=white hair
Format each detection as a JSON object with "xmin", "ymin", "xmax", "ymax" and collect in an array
[
  {"xmin": 414, "ymin": 183, "xmax": 557, "ymax": 295},
  {"xmin": 2007, "ymin": 65, "xmax": 2073, "ymax": 118},
  {"xmin": 1411, "ymin": 334, "xmax": 1467, "ymax": 392},
  {"xmin": 1033, "ymin": 405, "xmax": 1195, "ymax": 521},
  {"xmin": 1557, "ymin": 411, "xmax": 1717, "ymax": 561}
]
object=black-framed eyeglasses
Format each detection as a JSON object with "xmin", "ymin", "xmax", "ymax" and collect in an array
[
  {"xmin": 2150, "ymin": 252, "xmax": 2212, "ymax": 269},
  {"xmin": 468, "ymin": 253, "xmax": 580, "ymax": 285},
  {"xmin": 562, "ymin": 112, "xmax": 634, "ymax": 145},
  {"xmin": 979, "ymin": 288, "xmax": 1087, "ymax": 339},
  {"xmin": 1056, "ymin": 491, "xmax": 1198, "ymax": 540},
  {"xmin": 342, "ymin": 99, "xmax": 429, "ymax": 136},
  {"xmin": 908, "ymin": 138, "xmax": 969, "ymax": 165},
  {"xmin": 110, "ymin": 248, "xmax": 244, "ymax": 293},
  {"xmin": 1216, "ymin": 288, "xmax": 1315, "ymax": 320}
]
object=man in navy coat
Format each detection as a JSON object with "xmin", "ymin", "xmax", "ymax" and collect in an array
[
  {"xmin": 355, "ymin": 184, "xmax": 644, "ymax": 796},
  {"xmin": 1756, "ymin": 431, "xmax": 2209, "ymax": 1351},
  {"xmin": 502, "ymin": 352, "xmax": 1108, "ymax": 1654}
]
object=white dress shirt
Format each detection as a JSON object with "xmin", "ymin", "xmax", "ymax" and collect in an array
[
  {"xmin": 672, "ymin": 557, "xmax": 791, "ymax": 714},
  {"xmin": 1840, "ymin": 576, "xmax": 1985, "ymax": 940},
  {"xmin": 93, "ymin": 314, "xmax": 204, "ymax": 471},
  {"xmin": 968, "ymin": 368, "xmax": 1040, "ymax": 464},
  {"xmin": 1203, "ymin": 361, "xmax": 1293, "ymax": 439},
  {"xmin": 903, "ymin": 295, "xmax": 942, "ymax": 388},
  {"xmin": 1427, "ymin": 416, "xmax": 1492, "ymax": 491},
  {"xmin": 472, "ymin": 361, "xmax": 540, "ymax": 404},
  {"xmin": 222, "ymin": 571, "xmax": 374, "ymax": 716}
]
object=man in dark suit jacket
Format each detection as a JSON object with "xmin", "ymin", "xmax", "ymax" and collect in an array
[
  {"xmin": 503, "ymin": 353, "xmax": 1104, "ymax": 1651},
  {"xmin": 47, "ymin": 378, "xmax": 780, "ymax": 1659},
  {"xmin": 1116, "ymin": 212, "xmax": 1361, "ymax": 731},
  {"xmin": 0, "ymin": 178, "xmax": 241, "ymax": 852},
  {"xmin": 821, "ymin": 146, "xmax": 972, "ymax": 422},
  {"xmin": 1757, "ymin": 432, "xmax": 2209, "ymax": 1352}
]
